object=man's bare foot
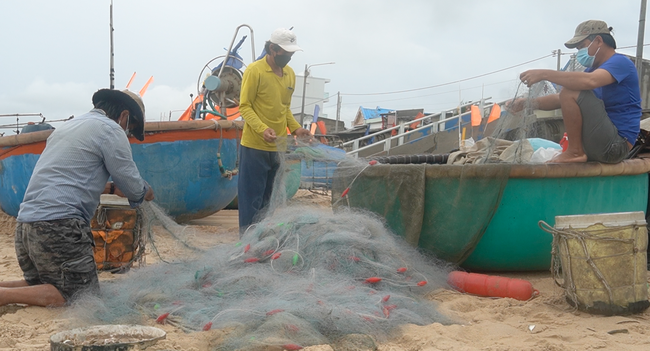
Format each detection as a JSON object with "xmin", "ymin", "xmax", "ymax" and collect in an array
[{"xmin": 548, "ymin": 151, "xmax": 588, "ymax": 163}]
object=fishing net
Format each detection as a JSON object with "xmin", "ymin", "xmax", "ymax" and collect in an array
[
  {"xmin": 329, "ymin": 80, "xmax": 566, "ymax": 266},
  {"xmin": 332, "ymin": 158, "xmax": 511, "ymax": 265},
  {"xmin": 69, "ymin": 137, "xmax": 455, "ymax": 350},
  {"xmin": 450, "ymin": 80, "xmax": 563, "ymax": 165}
]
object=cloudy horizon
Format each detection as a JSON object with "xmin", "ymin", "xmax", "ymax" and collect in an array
[{"xmin": 1, "ymin": 0, "xmax": 647, "ymax": 134}]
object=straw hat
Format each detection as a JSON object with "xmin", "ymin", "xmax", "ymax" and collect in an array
[{"xmin": 92, "ymin": 89, "xmax": 146, "ymax": 141}]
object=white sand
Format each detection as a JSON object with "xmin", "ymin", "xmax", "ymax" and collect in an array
[{"xmin": 1, "ymin": 191, "xmax": 649, "ymax": 350}]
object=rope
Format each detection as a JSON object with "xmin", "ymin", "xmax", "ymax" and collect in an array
[
  {"xmin": 95, "ymin": 205, "xmax": 107, "ymax": 229},
  {"xmin": 203, "ymin": 119, "xmax": 239, "ymax": 179},
  {"xmin": 538, "ymin": 220, "xmax": 642, "ymax": 308}
]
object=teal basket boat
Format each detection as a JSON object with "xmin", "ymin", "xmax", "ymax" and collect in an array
[{"xmin": 332, "ymin": 159, "xmax": 650, "ymax": 271}]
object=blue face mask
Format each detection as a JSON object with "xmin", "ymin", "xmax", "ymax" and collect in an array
[
  {"xmin": 576, "ymin": 41, "xmax": 599, "ymax": 67},
  {"xmin": 123, "ymin": 115, "xmax": 130, "ymax": 136}
]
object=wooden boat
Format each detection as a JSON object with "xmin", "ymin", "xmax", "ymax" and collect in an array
[
  {"xmin": 332, "ymin": 159, "xmax": 650, "ymax": 271},
  {"xmin": 0, "ymin": 120, "xmax": 242, "ymax": 222}
]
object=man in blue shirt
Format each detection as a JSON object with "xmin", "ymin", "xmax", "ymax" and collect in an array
[
  {"xmin": 513, "ymin": 20, "xmax": 641, "ymax": 163},
  {"xmin": 0, "ymin": 89, "xmax": 154, "ymax": 307}
]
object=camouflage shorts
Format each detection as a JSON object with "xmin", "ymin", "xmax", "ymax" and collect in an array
[{"xmin": 15, "ymin": 218, "xmax": 100, "ymax": 302}]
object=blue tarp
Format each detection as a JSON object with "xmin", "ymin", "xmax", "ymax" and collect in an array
[
  {"xmin": 213, "ymin": 36, "xmax": 247, "ymax": 72},
  {"xmin": 358, "ymin": 106, "xmax": 393, "ymax": 120}
]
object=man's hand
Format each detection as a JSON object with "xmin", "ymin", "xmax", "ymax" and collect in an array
[
  {"xmin": 519, "ymin": 70, "xmax": 548, "ymax": 88},
  {"xmin": 144, "ymin": 187, "xmax": 155, "ymax": 201},
  {"xmin": 293, "ymin": 127, "xmax": 312, "ymax": 141},
  {"xmin": 110, "ymin": 183, "xmax": 154, "ymax": 201},
  {"xmin": 505, "ymin": 98, "xmax": 526, "ymax": 113},
  {"xmin": 263, "ymin": 128, "xmax": 277, "ymax": 142}
]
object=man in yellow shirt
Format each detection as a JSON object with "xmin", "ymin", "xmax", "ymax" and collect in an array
[{"xmin": 238, "ymin": 28, "xmax": 311, "ymax": 233}]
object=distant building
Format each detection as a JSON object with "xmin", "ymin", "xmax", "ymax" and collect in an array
[
  {"xmin": 380, "ymin": 109, "xmax": 425, "ymax": 129},
  {"xmin": 352, "ymin": 106, "xmax": 394, "ymax": 130},
  {"xmin": 291, "ymin": 114, "xmax": 345, "ymax": 134},
  {"xmin": 291, "ymin": 75, "xmax": 331, "ymax": 126},
  {"xmin": 352, "ymin": 106, "xmax": 430, "ymax": 132},
  {"xmin": 315, "ymin": 117, "xmax": 344, "ymax": 134}
]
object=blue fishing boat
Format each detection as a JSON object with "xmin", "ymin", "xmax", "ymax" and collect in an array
[
  {"xmin": 0, "ymin": 120, "xmax": 242, "ymax": 222},
  {"xmin": 299, "ymin": 144, "xmax": 346, "ymax": 189}
]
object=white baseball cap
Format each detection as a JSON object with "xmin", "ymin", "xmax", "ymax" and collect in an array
[{"xmin": 270, "ymin": 28, "xmax": 303, "ymax": 52}]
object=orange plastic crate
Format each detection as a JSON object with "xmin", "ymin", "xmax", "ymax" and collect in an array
[{"xmin": 91, "ymin": 205, "xmax": 141, "ymax": 271}]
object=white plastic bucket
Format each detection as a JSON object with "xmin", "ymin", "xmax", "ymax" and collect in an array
[{"xmin": 551, "ymin": 211, "xmax": 649, "ymax": 315}]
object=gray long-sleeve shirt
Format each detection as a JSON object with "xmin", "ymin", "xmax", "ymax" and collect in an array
[{"xmin": 17, "ymin": 109, "xmax": 148, "ymax": 224}]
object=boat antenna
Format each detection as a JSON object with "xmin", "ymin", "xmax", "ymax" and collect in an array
[{"xmin": 109, "ymin": 0, "xmax": 115, "ymax": 89}]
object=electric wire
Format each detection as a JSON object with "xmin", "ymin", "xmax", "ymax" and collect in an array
[
  {"xmin": 340, "ymin": 44, "xmax": 650, "ymax": 98},
  {"xmin": 290, "ymin": 95, "xmax": 336, "ymax": 113},
  {"xmin": 343, "ymin": 79, "xmax": 517, "ymax": 106},
  {"xmin": 341, "ymin": 54, "xmax": 553, "ymax": 96}
]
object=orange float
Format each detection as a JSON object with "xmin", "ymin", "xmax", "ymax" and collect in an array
[{"xmin": 447, "ymin": 271, "xmax": 539, "ymax": 301}]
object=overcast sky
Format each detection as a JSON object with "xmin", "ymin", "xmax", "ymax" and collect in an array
[{"xmin": 0, "ymin": 0, "xmax": 647, "ymax": 133}]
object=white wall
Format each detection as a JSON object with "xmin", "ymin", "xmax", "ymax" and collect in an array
[{"xmin": 291, "ymin": 75, "xmax": 330, "ymax": 125}]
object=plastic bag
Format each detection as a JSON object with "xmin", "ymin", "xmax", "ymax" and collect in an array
[
  {"xmin": 527, "ymin": 138, "xmax": 562, "ymax": 151},
  {"xmin": 530, "ymin": 147, "xmax": 562, "ymax": 163},
  {"xmin": 461, "ymin": 137, "xmax": 475, "ymax": 151}
]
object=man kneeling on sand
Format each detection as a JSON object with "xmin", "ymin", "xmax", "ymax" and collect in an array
[
  {"xmin": 0, "ymin": 89, "xmax": 154, "ymax": 307},
  {"xmin": 509, "ymin": 20, "xmax": 641, "ymax": 163}
]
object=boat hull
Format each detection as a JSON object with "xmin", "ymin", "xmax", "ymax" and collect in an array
[
  {"xmin": 0, "ymin": 120, "xmax": 242, "ymax": 222},
  {"xmin": 333, "ymin": 160, "xmax": 650, "ymax": 271},
  {"xmin": 300, "ymin": 144, "xmax": 345, "ymax": 189},
  {"xmin": 130, "ymin": 135, "xmax": 239, "ymax": 222},
  {"xmin": 0, "ymin": 153, "xmax": 40, "ymax": 217},
  {"xmin": 461, "ymin": 174, "xmax": 647, "ymax": 271}
]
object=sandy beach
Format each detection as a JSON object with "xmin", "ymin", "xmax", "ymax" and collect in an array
[{"xmin": 1, "ymin": 190, "xmax": 650, "ymax": 351}]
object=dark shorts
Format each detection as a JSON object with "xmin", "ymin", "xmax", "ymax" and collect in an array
[
  {"xmin": 577, "ymin": 90, "xmax": 630, "ymax": 163},
  {"xmin": 15, "ymin": 218, "xmax": 99, "ymax": 302}
]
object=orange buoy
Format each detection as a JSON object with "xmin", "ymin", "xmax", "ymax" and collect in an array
[{"xmin": 447, "ymin": 271, "xmax": 539, "ymax": 301}]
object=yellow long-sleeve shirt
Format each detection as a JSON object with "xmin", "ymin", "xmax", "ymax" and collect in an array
[{"xmin": 239, "ymin": 57, "xmax": 302, "ymax": 151}]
